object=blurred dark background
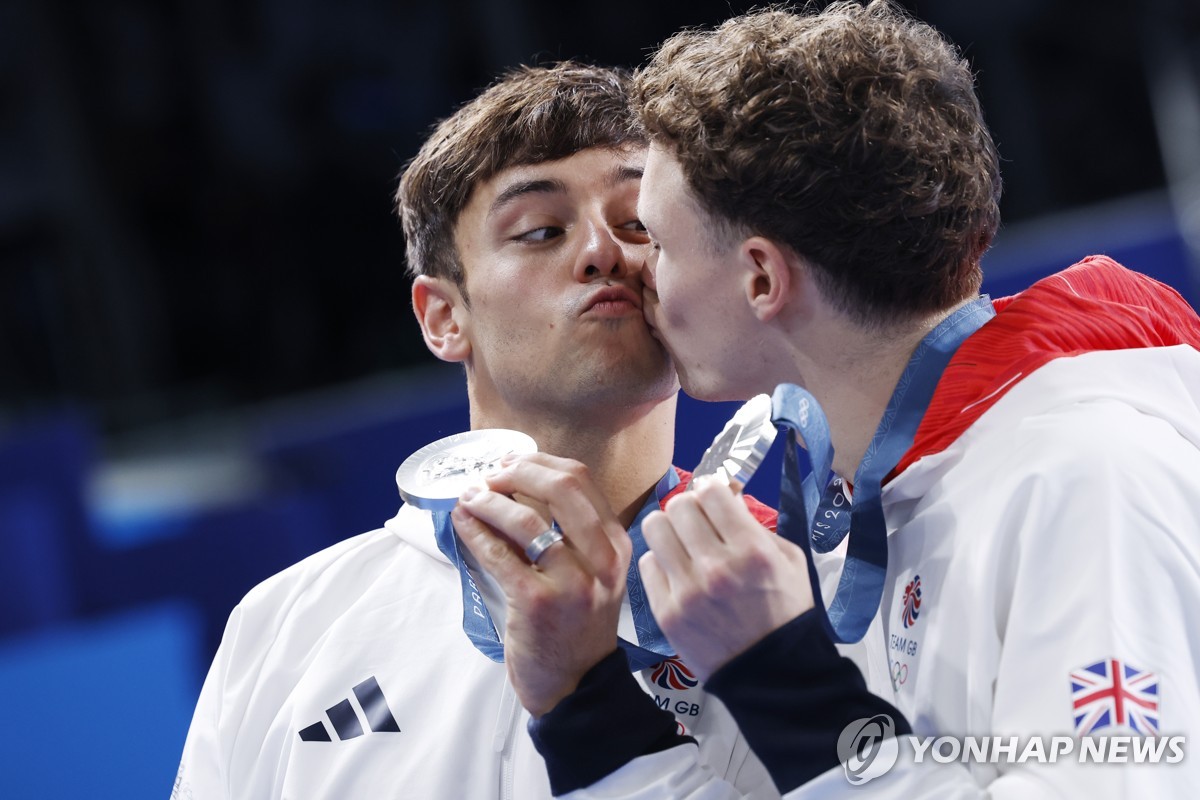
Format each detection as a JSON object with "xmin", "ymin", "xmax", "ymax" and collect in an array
[
  {"xmin": 4, "ymin": 0, "xmax": 1198, "ymax": 431},
  {"xmin": 1, "ymin": 0, "xmax": 1198, "ymax": 796}
]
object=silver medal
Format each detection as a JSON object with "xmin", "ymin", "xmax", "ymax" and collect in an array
[
  {"xmin": 690, "ymin": 393, "xmax": 777, "ymax": 488},
  {"xmin": 395, "ymin": 429, "xmax": 538, "ymax": 510}
]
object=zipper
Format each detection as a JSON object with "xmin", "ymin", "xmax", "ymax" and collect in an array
[
  {"xmin": 493, "ymin": 678, "xmax": 520, "ymax": 800},
  {"xmin": 864, "ymin": 616, "xmax": 898, "ymax": 705}
]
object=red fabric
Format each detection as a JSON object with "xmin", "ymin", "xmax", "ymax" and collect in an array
[
  {"xmin": 892, "ymin": 256, "xmax": 1200, "ymax": 479},
  {"xmin": 664, "ymin": 467, "xmax": 779, "ymax": 532}
]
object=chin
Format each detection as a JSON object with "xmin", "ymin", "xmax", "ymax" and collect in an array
[
  {"xmin": 581, "ymin": 352, "xmax": 676, "ymax": 400},
  {"xmin": 636, "ymin": 365, "xmax": 682, "ymax": 406},
  {"xmin": 675, "ymin": 369, "xmax": 757, "ymax": 404}
]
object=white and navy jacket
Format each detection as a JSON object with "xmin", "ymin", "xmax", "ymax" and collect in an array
[
  {"xmin": 535, "ymin": 258, "xmax": 1200, "ymax": 798},
  {"xmin": 173, "ymin": 472, "xmax": 782, "ymax": 799}
]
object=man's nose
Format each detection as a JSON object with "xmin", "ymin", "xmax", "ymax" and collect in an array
[{"xmin": 573, "ymin": 221, "xmax": 628, "ymax": 282}]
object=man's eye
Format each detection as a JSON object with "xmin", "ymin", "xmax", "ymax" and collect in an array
[
  {"xmin": 516, "ymin": 226, "xmax": 564, "ymax": 242},
  {"xmin": 618, "ymin": 219, "xmax": 648, "ymax": 233}
]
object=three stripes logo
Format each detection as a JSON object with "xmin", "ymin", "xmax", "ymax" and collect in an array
[{"xmin": 298, "ymin": 676, "xmax": 401, "ymax": 742}]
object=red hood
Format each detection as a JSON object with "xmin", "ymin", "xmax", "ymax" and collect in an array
[{"xmin": 892, "ymin": 255, "xmax": 1200, "ymax": 478}]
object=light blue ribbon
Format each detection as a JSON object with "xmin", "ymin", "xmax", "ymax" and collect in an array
[{"xmin": 771, "ymin": 297, "xmax": 995, "ymax": 643}]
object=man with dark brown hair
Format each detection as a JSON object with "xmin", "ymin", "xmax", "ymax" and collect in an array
[{"xmin": 172, "ymin": 62, "xmax": 779, "ymax": 799}]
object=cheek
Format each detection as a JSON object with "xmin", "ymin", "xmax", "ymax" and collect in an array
[
  {"xmin": 626, "ymin": 241, "xmax": 654, "ymax": 270},
  {"xmin": 657, "ymin": 260, "xmax": 697, "ymax": 325}
]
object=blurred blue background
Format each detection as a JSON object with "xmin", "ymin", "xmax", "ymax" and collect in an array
[{"xmin": 1, "ymin": 0, "xmax": 1198, "ymax": 796}]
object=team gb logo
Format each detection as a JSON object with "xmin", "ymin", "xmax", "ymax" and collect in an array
[{"xmin": 901, "ymin": 575, "xmax": 922, "ymax": 629}]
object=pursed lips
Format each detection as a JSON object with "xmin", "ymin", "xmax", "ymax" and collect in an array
[{"xmin": 581, "ymin": 285, "xmax": 641, "ymax": 317}]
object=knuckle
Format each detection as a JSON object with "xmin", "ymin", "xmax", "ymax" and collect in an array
[
  {"xmin": 611, "ymin": 532, "xmax": 633, "ymax": 562},
  {"xmin": 694, "ymin": 478, "xmax": 720, "ymax": 499},
  {"xmin": 745, "ymin": 544, "xmax": 774, "ymax": 571},
  {"xmin": 528, "ymin": 581, "xmax": 591, "ymax": 616},
  {"xmin": 474, "ymin": 534, "xmax": 514, "ymax": 567},
  {"xmin": 696, "ymin": 559, "xmax": 738, "ymax": 596},
  {"xmin": 664, "ymin": 491, "xmax": 696, "ymax": 515},
  {"xmin": 524, "ymin": 451, "xmax": 552, "ymax": 467},
  {"xmin": 565, "ymin": 460, "xmax": 591, "ymax": 481},
  {"xmin": 549, "ymin": 470, "xmax": 583, "ymax": 496},
  {"xmin": 513, "ymin": 506, "xmax": 549, "ymax": 536},
  {"xmin": 522, "ymin": 582, "xmax": 558, "ymax": 612},
  {"xmin": 655, "ymin": 605, "xmax": 685, "ymax": 634},
  {"xmin": 598, "ymin": 558, "xmax": 628, "ymax": 590}
]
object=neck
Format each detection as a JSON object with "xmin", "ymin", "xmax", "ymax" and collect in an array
[
  {"xmin": 468, "ymin": 395, "xmax": 677, "ymax": 528},
  {"xmin": 776, "ymin": 301, "xmax": 971, "ymax": 479}
]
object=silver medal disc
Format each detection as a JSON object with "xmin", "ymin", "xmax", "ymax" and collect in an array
[
  {"xmin": 690, "ymin": 393, "xmax": 777, "ymax": 488},
  {"xmin": 395, "ymin": 429, "xmax": 538, "ymax": 510}
]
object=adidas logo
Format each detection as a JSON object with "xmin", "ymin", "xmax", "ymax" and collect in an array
[{"xmin": 299, "ymin": 676, "xmax": 401, "ymax": 742}]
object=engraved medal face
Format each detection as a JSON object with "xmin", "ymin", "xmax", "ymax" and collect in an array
[
  {"xmin": 690, "ymin": 393, "xmax": 777, "ymax": 488},
  {"xmin": 395, "ymin": 429, "xmax": 538, "ymax": 510}
]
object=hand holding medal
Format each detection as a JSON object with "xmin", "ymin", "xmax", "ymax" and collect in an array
[
  {"xmin": 424, "ymin": 441, "xmax": 638, "ymax": 714},
  {"xmin": 639, "ymin": 394, "xmax": 816, "ymax": 682}
]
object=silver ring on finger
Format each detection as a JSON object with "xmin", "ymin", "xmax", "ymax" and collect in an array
[{"xmin": 525, "ymin": 528, "xmax": 565, "ymax": 565}]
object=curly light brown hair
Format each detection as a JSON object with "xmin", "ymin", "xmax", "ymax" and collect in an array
[
  {"xmin": 635, "ymin": 0, "xmax": 1002, "ymax": 324},
  {"xmin": 397, "ymin": 63, "xmax": 646, "ymax": 294}
]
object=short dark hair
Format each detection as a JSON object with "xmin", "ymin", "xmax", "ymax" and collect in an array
[
  {"xmin": 636, "ymin": 1, "xmax": 1002, "ymax": 324},
  {"xmin": 397, "ymin": 62, "xmax": 646, "ymax": 290}
]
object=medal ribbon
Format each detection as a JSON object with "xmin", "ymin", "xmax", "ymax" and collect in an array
[
  {"xmin": 771, "ymin": 297, "xmax": 995, "ymax": 643},
  {"xmin": 432, "ymin": 469, "xmax": 679, "ymax": 670}
]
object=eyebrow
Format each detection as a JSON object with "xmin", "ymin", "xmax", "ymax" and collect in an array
[
  {"xmin": 488, "ymin": 179, "xmax": 567, "ymax": 219},
  {"xmin": 608, "ymin": 165, "xmax": 644, "ymax": 188},
  {"xmin": 487, "ymin": 165, "xmax": 645, "ymax": 220}
]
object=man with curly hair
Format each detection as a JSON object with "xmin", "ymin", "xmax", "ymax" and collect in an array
[{"xmin": 516, "ymin": 2, "xmax": 1200, "ymax": 797}]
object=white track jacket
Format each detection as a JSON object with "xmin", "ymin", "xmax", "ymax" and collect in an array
[
  {"xmin": 173, "ymin": 479, "xmax": 780, "ymax": 799},
  {"xmin": 542, "ymin": 259, "xmax": 1200, "ymax": 798}
]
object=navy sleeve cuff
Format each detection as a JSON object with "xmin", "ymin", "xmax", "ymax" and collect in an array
[
  {"xmin": 528, "ymin": 649, "xmax": 695, "ymax": 795},
  {"xmin": 705, "ymin": 609, "xmax": 911, "ymax": 792}
]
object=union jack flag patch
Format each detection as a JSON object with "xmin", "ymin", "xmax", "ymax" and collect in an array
[{"xmin": 1070, "ymin": 658, "xmax": 1160, "ymax": 735}]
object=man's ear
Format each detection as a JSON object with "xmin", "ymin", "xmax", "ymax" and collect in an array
[
  {"xmin": 741, "ymin": 236, "xmax": 794, "ymax": 323},
  {"xmin": 412, "ymin": 275, "xmax": 471, "ymax": 363}
]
